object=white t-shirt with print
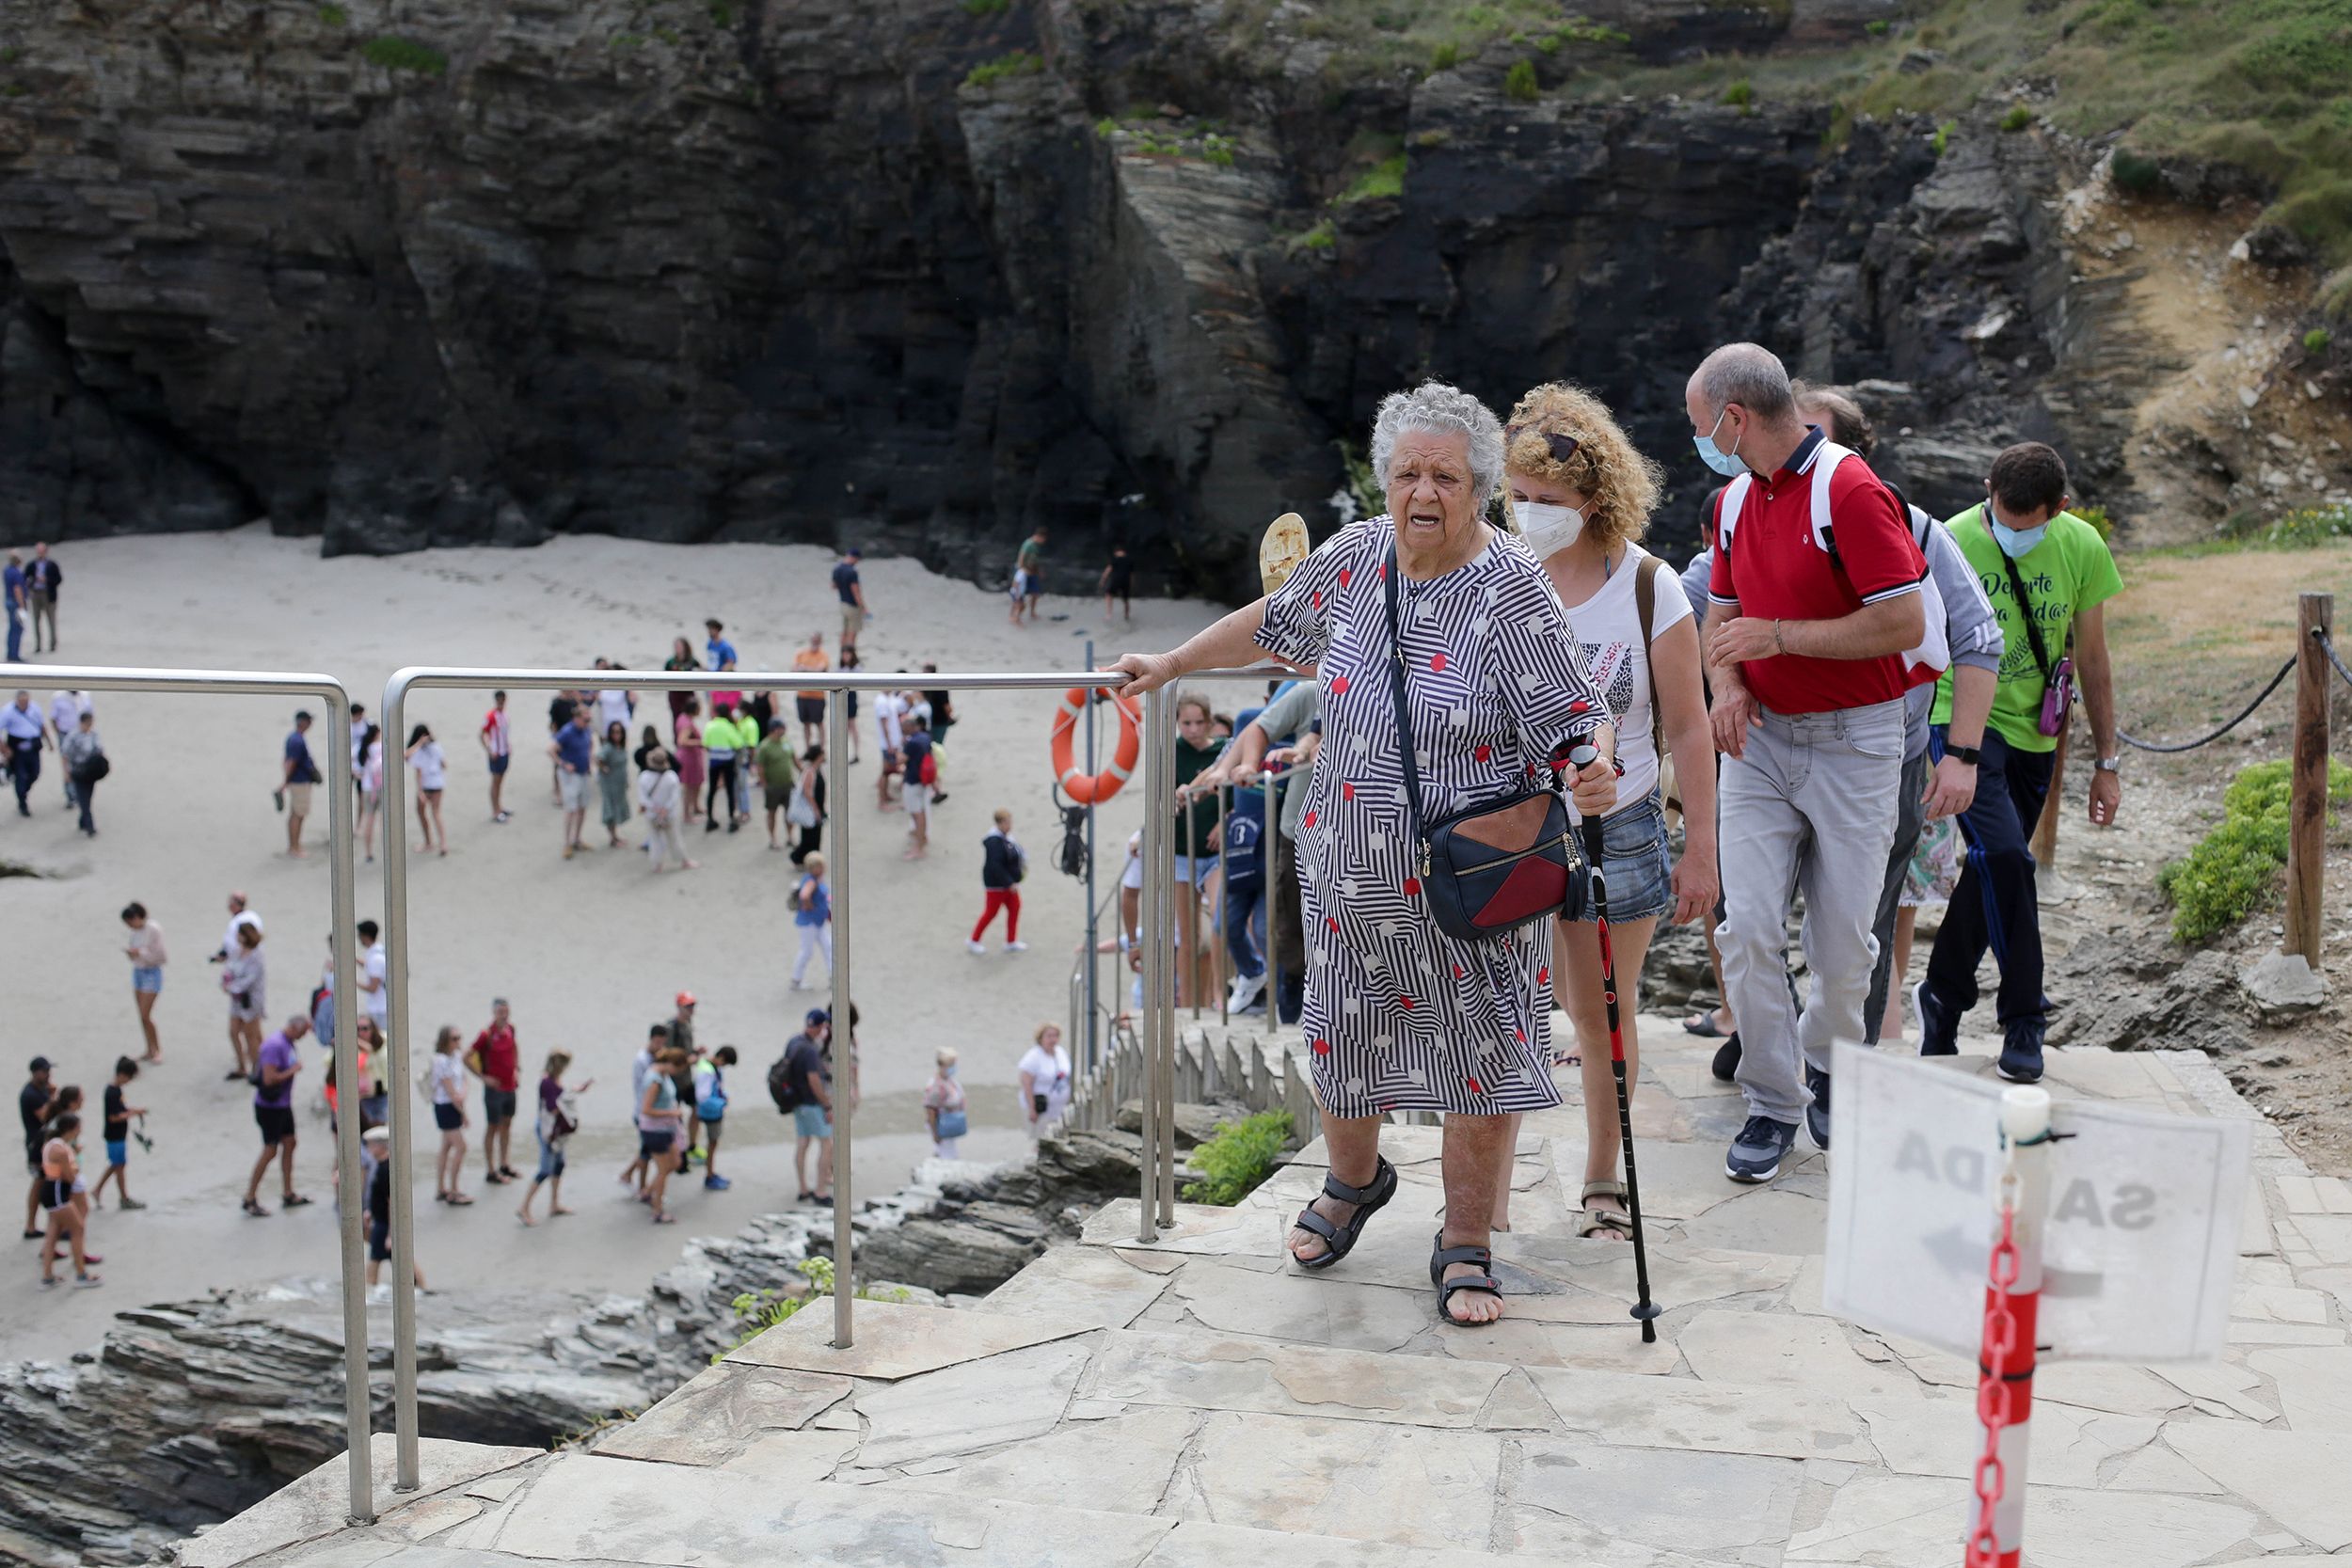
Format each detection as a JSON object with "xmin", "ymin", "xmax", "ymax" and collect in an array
[
  {"xmin": 409, "ymin": 740, "xmax": 448, "ymax": 791},
  {"xmin": 1554, "ymin": 542, "xmax": 1691, "ymax": 818},
  {"xmin": 873, "ymin": 693, "xmax": 906, "ymax": 753},
  {"xmin": 362, "ymin": 942, "xmax": 389, "ymax": 1024},
  {"xmin": 429, "ymin": 1053, "xmax": 468, "ymax": 1106}
]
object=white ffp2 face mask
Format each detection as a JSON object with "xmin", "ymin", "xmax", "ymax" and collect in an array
[{"xmin": 1514, "ymin": 499, "xmax": 1586, "ymax": 559}]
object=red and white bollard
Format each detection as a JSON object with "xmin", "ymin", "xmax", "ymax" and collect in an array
[{"xmin": 1966, "ymin": 1085, "xmax": 2053, "ymax": 1568}]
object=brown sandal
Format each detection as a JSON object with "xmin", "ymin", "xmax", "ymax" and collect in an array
[{"xmin": 1577, "ymin": 1180, "xmax": 1633, "ymax": 1241}]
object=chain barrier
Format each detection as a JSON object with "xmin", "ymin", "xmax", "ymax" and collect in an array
[
  {"xmin": 2318, "ymin": 627, "xmax": 2352, "ymax": 692},
  {"xmin": 2115, "ymin": 656, "xmax": 2296, "ymax": 752},
  {"xmin": 1966, "ymin": 1148, "xmax": 2026, "ymax": 1568}
]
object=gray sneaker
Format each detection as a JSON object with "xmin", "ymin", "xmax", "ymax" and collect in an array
[
  {"xmin": 1726, "ymin": 1115, "xmax": 1798, "ymax": 1184},
  {"xmin": 1804, "ymin": 1066, "xmax": 1831, "ymax": 1151}
]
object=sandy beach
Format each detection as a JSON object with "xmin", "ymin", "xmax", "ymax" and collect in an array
[{"xmin": 2, "ymin": 527, "xmax": 1230, "ymax": 1362}]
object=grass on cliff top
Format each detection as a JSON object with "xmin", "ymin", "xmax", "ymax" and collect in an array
[
  {"xmin": 1565, "ymin": 0, "xmax": 2352, "ymax": 269},
  {"xmin": 1210, "ymin": 0, "xmax": 1631, "ymax": 81}
]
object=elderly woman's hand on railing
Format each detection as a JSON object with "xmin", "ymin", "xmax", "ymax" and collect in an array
[{"xmin": 1101, "ymin": 651, "xmax": 1180, "ymax": 696}]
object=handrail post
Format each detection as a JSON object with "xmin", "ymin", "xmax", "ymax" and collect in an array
[
  {"xmin": 2285, "ymin": 592, "xmax": 2335, "ymax": 967},
  {"xmin": 324, "ymin": 692, "xmax": 372, "ymax": 1525},
  {"xmin": 1154, "ymin": 692, "xmax": 1180, "ymax": 1227},
  {"xmin": 1214, "ymin": 784, "xmax": 1230, "ymax": 1028},
  {"xmin": 828, "ymin": 695, "xmax": 855, "ymax": 1347},
  {"xmin": 1137, "ymin": 686, "xmax": 1167, "ymax": 1242},
  {"xmin": 1083, "ymin": 639, "xmax": 1100, "ymax": 1074},
  {"xmin": 381, "ymin": 674, "xmax": 421, "ymax": 1492},
  {"xmin": 17, "ymin": 667, "xmax": 371, "ymax": 1522}
]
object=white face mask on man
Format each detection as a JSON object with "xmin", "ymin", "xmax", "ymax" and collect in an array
[{"xmin": 1513, "ymin": 498, "xmax": 1587, "ymax": 559}]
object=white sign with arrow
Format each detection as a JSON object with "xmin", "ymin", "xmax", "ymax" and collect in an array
[{"xmin": 1822, "ymin": 1041, "xmax": 2251, "ymax": 1362}]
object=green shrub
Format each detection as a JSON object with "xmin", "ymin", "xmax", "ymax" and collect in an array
[
  {"xmin": 962, "ymin": 49, "xmax": 1041, "ymax": 88},
  {"xmin": 2264, "ymin": 502, "xmax": 2352, "ymax": 547},
  {"xmin": 361, "ymin": 35, "xmax": 447, "ymax": 74},
  {"xmin": 2307, "ymin": 327, "xmax": 2335, "ymax": 355},
  {"xmin": 1722, "ymin": 79, "xmax": 1755, "ymax": 108},
  {"xmin": 1503, "ymin": 58, "xmax": 1537, "ymax": 101},
  {"xmin": 2159, "ymin": 758, "xmax": 2351, "ymax": 943},
  {"xmin": 317, "ymin": 4, "xmax": 348, "ymax": 25},
  {"xmin": 710, "ymin": 1258, "xmax": 908, "ymax": 1361},
  {"xmin": 1430, "ymin": 40, "xmax": 1460, "ymax": 70},
  {"xmin": 1182, "ymin": 1111, "xmax": 1295, "ymax": 1206},
  {"xmin": 1288, "ymin": 219, "xmax": 1338, "ymax": 254},
  {"xmin": 709, "ymin": 1, "xmax": 734, "ymax": 24},
  {"xmin": 1865, "ymin": 17, "xmax": 1889, "ymax": 34},
  {"xmin": 1338, "ymin": 153, "xmax": 1406, "ymax": 203},
  {"xmin": 1335, "ymin": 437, "xmax": 1384, "ymax": 516},
  {"xmin": 2001, "ymin": 103, "xmax": 2033, "ymax": 132},
  {"xmin": 1931, "ymin": 119, "xmax": 1956, "ymax": 156},
  {"xmin": 961, "ymin": 0, "xmax": 1009, "ymax": 12},
  {"xmin": 2072, "ymin": 503, "xmax": 2116, "ymax": 541},
  {"xmin": 2111, "ymin": 148, "xmax": 2162, "ymax": 193},
  {"xmin": 1093, "ymin": 116, "xmax": 1118, "ymax": 138}
]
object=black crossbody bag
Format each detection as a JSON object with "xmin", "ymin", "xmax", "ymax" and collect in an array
[{"xmin": 1382, "ymin": 543, "xmax": 1587, "ymax": 942}]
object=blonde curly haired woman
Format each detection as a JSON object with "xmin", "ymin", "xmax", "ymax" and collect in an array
[{"xmin": 1493, "ymin": 382, "xmax": 1718, "ymax": 1242}]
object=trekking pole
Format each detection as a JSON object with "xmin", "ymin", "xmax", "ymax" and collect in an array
[{"xmin": 1571, "ymin": 743, "xmax": 1661, "ymax": 1342}]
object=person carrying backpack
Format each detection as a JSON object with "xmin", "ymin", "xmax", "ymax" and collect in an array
[{"xmin": 771, "ymin": 1010, "xmax": 835, "ymax": 1207}]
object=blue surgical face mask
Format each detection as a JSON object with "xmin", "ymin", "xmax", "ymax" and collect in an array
[
  {"xmin": 1985, "ymin": 501, "xmax": 2047, "ymax": 559},
  {"xmin": 943, "ymin": 1064, "xmax": 958, "ymax": 1078},
  {"xmin": 1692, "ymin": 405, "xmax": 1745, "ymax": 478}
]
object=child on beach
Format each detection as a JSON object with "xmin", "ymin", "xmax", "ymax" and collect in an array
[{"xmin": 88, "ymin": 1057, "xmax": 145, "ymax": 1212}]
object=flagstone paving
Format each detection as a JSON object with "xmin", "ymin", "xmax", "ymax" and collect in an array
[{"xmin": 176, "ymin": 1024, "xmax": 2352, "ymax": 1568}]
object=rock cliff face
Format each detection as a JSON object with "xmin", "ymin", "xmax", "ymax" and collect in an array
[{"xmin": 2, "ymin": 0, "xmax": 2338, "ymax": 588}]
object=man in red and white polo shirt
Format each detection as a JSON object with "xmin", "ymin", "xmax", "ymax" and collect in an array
[{"xmin": 1689, "ymin": 343, "xmax": 1931, "ymax": 1184}]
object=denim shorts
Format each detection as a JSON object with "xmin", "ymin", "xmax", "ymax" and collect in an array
[
  {"xmin": 793, "ymin": 1104, "xmax": 833, "ymax": 1139},
  {"xmin": 105, "ymin": 1139, "xmax": 128, "ymax": 1167},
  {"xmin": 1575, "ymin": 791, "xmax": 1673, "ymax": 924},
  {"xmin": 536, "ymin": 1134, "xmax": 565, "ymax": 1180},
  {"xmin": 132, "ymin": 966, "xmax": 163, "ymax": 994},
  {"xmin": 1172, "ymin": 852, "xmax": 1218, "ymax": 885}
]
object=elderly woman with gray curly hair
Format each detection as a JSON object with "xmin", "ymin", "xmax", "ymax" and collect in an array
[{"xmin": 1107, "ymin": 381, "xmax": 1616, "ymax": 1325}]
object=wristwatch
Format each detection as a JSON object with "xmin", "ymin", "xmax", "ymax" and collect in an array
[
  {"xmin": 1944, "ymin": 744, "xmax": 1982, "ymax": 766},
  {"xmin": 2094, "ymin": 755, "xmax": 2122, "ymax": 773}
]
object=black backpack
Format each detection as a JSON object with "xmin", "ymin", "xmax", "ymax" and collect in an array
[{"xmin": 768, "ymin": 1046, "xmax": 805, "ymax": 1113}]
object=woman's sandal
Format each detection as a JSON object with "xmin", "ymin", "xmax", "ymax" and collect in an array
[
  {"xmin": 1681, "ymin": 1010, "xmax": 1729, "ymax": 1039},
  {"xmin": 1428, "ymin": 1232, "xmax": 1504, "ymax": 1325},
  {"xmin": 1577, "ymin": 1180, "xmax": 1634, "ymax": 1241},
  {"xmin": 1290, "ymin": 1156, "xmax": 1398, "ymax": 1272}
]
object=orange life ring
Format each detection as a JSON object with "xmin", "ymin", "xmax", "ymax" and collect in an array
[{"xmin": 1050, "ymin": 686, "xmax": 1142, "ymax": 804}]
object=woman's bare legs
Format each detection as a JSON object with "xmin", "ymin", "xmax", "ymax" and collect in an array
[
  {"xmin": 1287, "ymin": 1114, "xmax": 1381, "ymax": 1263},
  {"xmin": 134, "ymin": 990, "xmax": 161, "ymax": 1061}
]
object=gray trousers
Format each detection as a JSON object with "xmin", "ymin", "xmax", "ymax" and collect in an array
[
  {"xmin": 1717, "ymin": 699, "xmax": 1905, "ymax": 1126},
  {"xmin": 1863, "ymin": 749, "xmax": 1931, "ymax": 1045}
]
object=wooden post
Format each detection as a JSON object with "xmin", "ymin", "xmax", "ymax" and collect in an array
[
  {"xmin": 2030, "ymin": 727, "xmax": 2068, "ymax": 871},
  {"xmin": 2284, "ymin": 592, "xmax": 2334, "ymax": 967}
]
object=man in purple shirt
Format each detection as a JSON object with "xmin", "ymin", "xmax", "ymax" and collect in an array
[{"xmin": 242, "ymin": 1015, "xmax": 312, "ymax": 1216}]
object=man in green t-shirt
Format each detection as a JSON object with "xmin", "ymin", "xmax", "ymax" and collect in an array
[{"xmin": 1917, "ymin": 443, "xmax": 2124, "ymax": 1083}]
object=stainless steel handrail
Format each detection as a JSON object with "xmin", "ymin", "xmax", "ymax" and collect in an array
[
  {"xmin": 375, "ymin": 662, "xmax": 1279, "ymax": 1486},
  {"xmin": 19, "ymin": 666, "xmax": 367, "ymax": 1523}
]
